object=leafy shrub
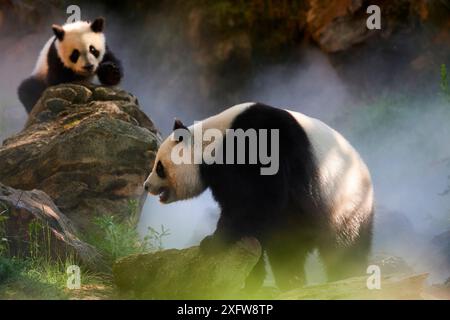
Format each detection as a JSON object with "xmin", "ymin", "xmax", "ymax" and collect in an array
[
  {"xmin": 90, "ymin": 215, "xmax": 170, "ymax": 265},
  {"xmin": 0, "ymin": 255, "xmax": 105, "ymax": 299},
  {"xmin": 0, "ymin": 257, "xmax": 17, "ymax": 283},
  {"xmin": 0, "ymin": 209, "xmax": 9, "ymax": 257}
]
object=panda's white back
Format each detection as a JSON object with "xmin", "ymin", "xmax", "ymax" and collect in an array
[
  {"xmin": 32, "ymin": 37, "xmax": 54, "ymax": 79},
  {"xmin": 197, "ymin": 103, "xmax": 373, "ymax": 232},
  {"xmin": 287, "ymin": 110, "xmax": 373, "ymax": 233}
]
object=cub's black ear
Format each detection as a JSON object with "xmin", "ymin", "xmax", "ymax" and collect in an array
[
  {"xmin": 52, "ymin": 24, "xmax": 65, "ymax": 41},
  {"xmin": 173, "ymin": 119, "xmax": 188, "ymax": 131},
  {"xmin": 91, "ymin": 17, "xmax": 105, "ymax": 33}
]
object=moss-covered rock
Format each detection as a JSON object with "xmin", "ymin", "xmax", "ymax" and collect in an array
[{"xmin": 113, "ymin": 237, "xmax": 262, "ymax": 299}]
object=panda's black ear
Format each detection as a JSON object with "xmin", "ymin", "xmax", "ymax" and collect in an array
[
  {"xmin": 52, "ymin": 24, "xmax": 65, "ymax": 41},
  {"xmin": 173, "ymin": 119, "xmax": 188, "ymax": 131},
  {"xmin": 173, "ymin": 119, "xmax": 189, "ymax": 142},
  {"xmin": 91, "ymin": 17, "xmax": 105, "ymax": 33}
]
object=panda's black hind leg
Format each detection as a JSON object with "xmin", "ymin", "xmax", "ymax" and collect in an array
[
  {"xmin": 266, "ymin": 238, "xmax": 310, "ymax": 291},
  {"xmin": 319, "ymin": 218, "xmax": 373, "ymax": 282},
  {"xmin": 18, "ymin": 77, "xmax": 47, "ymax": 113},
  {"xmin": 319, "ymin": 242, "xmax": 370, "ymax": 282}
]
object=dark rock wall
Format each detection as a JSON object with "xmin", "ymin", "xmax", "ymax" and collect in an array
[{"xmin": 2, "ymin": 0, "xmax": 449, "ymax": 112}]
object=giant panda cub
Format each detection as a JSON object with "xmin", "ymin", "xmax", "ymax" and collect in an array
[
  {"xmin": 18, "ymin": 17, "xmax": 123, "ymax": 113},
  {"xmin": 144, "ymin": 103, "xmax": 374, "ymax": 291}
]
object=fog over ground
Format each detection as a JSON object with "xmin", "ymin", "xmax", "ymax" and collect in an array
[{"xmin": 0, "ymin": 5, "xmax": 449, "ymax": 282}]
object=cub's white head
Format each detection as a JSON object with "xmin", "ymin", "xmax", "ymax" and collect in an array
[
  {"xmin": 144, "ymin": 119, "xmax": 206, "ymax": 204},
  {"xmin": 53, "ymin": 17, "xmax": 106, "ymax": 76}
]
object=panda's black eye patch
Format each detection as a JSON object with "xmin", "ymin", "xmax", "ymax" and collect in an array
[
  {"xmin": 156, "ymin": 161, "xmax": 166, "ymax": 179},
  {"xmin": 89, "ymin": 45, "xmax": 100, "ymax": 58},
  {"xmin": 69, "ymin": 49, "xmax": 80, "ymax": 63}
]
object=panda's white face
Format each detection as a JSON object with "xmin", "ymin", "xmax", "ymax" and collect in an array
[
  {"xmin": 53, "ymin": 19, "xmax": 106, "ymax": 77},
  {"xmin": 143, "ymin": 105, "xmax": 254, "ymax": 204},
  {"xmin": 144, "ymin": 131, "xmax": 206, "ymax": 204}
]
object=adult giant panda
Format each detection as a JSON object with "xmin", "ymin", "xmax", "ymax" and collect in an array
[
  {"xmin": 144, "ymin": 102, "xmax": 374, "ymax": 291},
  {"xmin": 18, "ymin": 17, "xmax": 123, "ymax": 113}
]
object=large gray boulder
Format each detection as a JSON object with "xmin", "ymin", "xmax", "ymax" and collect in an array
[{"xmin": 0, "ymin": 84, "xmax": 160, "ymax": 236}]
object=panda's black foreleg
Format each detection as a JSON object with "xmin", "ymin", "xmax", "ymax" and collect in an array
[
  {"xmin": 200, "ymin": 211, "xmax": 254, "ymax": 254},
  {"xmin": 200, "ymin": 218, "xmax": 239, "ymax": 254},
  {"xmin": 97, "ymin": 46, "xmax": 123, "ymax": 86},
  {"xmin": 18, "ymin": 76, "xmax": 47, "ymax": 113}
]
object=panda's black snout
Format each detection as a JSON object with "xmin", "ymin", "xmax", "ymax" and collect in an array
[{"xmin": 83, "ymin": 64, "xmax": 94, "ymax": 72}]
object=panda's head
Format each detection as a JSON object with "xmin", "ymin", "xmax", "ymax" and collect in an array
[
  {"xmin": 52, "ymin": 18, "xmax": 106, "ymax": 77},
  {"xmin": 144, "ymin": 119, "xmax": 206, "ymax": 204}
]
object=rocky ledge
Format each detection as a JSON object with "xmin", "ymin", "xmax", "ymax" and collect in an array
[
  {"xmin": 0, "ymin": 84, "xmax": 160, "ymax": 261},
  {"xmin": 113, "ymin": 237, "xmax": 262, "ymax": 299}
]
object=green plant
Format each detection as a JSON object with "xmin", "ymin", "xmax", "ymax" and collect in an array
[
  {"xmin": 28, "ymin": 218, "xmax": 52, "ymax": 261},
  {"xmin": 0, "ymin": 202, "xmax": 7, "ymax": 215},
  {"xmin": 25, "ymin": 255, "xmax": 99, "ymax": 289},
  {"xmin": 143, "ymin": 225, "xmax": 171, "ymax": 251},
  {"xmin": 0, "ymin": 256, "xmax": 17, "ymax": 283},
  {"xmin": 440, "ymin": 64, "xmax": 450, "ymax": 103},
  {"xmin": 0, "ymin": 206, "xmax": 9, "ymax": 256},
  {"xmin": 90, "ymin": 215, "xmax": 170, "ymax": 265},
  {"xmin": 127, "ymin": 199, "xmax": 140, "ymax": 225},
  {"xmin": 0, "ymin": 255, "xmax": 105, "ymax": 299}
]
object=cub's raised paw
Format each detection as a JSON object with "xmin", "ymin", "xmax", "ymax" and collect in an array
[{"xmin": 97, "ymin": 62, "xmax": 122, "ymax": 86}]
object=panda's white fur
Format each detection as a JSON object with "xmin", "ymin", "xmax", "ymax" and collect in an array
[
  {"xmin": 19, "ymin": 17, "xmax": 123, "ymax": 113},
  {"xmin": 287, "ymin": 110, "xmax": 373, "ymax": 242},
  {"xmin": 32, "ymin": 37, "xmax": 54, "ymax": 79},
  {"xmin": 146, "ymin": 102, "xmax": 372, "ymax": 216},
  {"xmin": 144, "ymin": 102, "xmax": 374, "ymax": 289},
  {"xmin": 33, "ymin": 21, "xmax": 106, "ymax": 78},
  {"xmin": 146, "ymin": 103, "xmax": 255, "ymax": 203}
]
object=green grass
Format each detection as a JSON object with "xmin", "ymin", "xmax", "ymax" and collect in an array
[
  {"xmin": 0, "ymin": 197, "xmax": 170, "ymax": 299},
  {"xmin": 0, "ymin": 255, "xmax": 106, "ymax": 300},
  {"xmin": 89, "ymin": 215, "xmax": 170, "ymax": 265},
  {"xmin": 0, "ymin": 210, "xmax": 105, "ymax": 299},
  {"xmin": 0, "ymin": 214, "xmax": 106, "ymax": 299}
]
